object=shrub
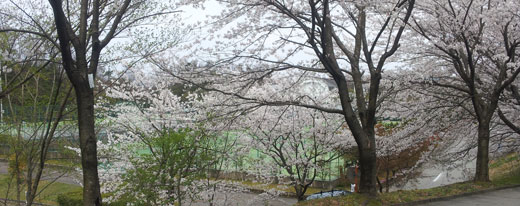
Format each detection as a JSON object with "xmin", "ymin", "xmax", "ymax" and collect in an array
[
  {"xmin": 56, "ymin": 191, "xmax": 129, "ymax": 206},
  {"xmin": 56, "ymin": 190, "xmax": 82, "ymax": 206}
]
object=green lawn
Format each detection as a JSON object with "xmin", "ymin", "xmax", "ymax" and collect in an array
[
  {"xmin": 0, "ymin": 174, "xmax": 82, "ymax": 205},
  {"xmin": 297, "ymin": 153, "xmax": 520, "ymax": 206}
]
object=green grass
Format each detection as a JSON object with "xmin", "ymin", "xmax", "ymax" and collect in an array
[
  {"xmin": 297, "ymin": 153, "xmax": 520, "ymax": 206},
  {"xmin": 0, "ymin": 174, "xmax": 82, "ymax": 205},
  {"xmin": 45, "ymin": 159, "xmax": 80, "ymax": 168},
  {"xmin": 490, "ymin": 153, "xmax": 519, "ymax": 168}
]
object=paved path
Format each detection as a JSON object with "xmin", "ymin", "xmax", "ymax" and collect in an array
[{"xmin": 419, "ymin": 186, "xmax": 520, "ymax": 206}]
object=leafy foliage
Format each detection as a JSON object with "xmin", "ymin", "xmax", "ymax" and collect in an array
[{"xmin": 104, "ymin": 128, "xmax": 216, "ymax": 205}]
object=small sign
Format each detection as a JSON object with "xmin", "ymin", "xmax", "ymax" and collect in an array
[{"xmin": 88, "ymin": 74, "xmax": 94, "ymax": 88}]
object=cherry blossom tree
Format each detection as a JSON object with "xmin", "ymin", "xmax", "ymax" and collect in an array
[
  {"xmin": 411, "ymin": 0, "xmax": 520, "ymax": 181},
  {"xmin": 96, "ymin": 69, "xmax": 248, "ymax": 205},
  {"xmin": 234, "ymin": 103, "xmax": 351, "ymax": 201},
  {"xmin": 97, "ymin": 60, "xmax": 354, "ymax": 202},
  {"xmin": 173, "ymin": 0, "xmax": 416, "ymax": 195}
]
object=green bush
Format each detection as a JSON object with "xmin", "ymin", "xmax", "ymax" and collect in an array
[
  {"xmin": 56, "ymin": 191, "xmax": 130, "ymax": 206},
  {"xmin": 56, "ymin": 190, "xmax": 82, "ymax": 206}
]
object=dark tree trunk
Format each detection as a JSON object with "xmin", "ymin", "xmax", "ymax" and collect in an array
[
  {"xmin": 314, "ymin": 0, "xmax": 414, "ymax": 196},
  {"xmin": 295, "ymin": 185, "xmax": 306, "ymax": 201},
  {"xmin": 471, "ymin": 93, "xmax": 496, "ymax": 183},
  {"xmin": 48, "ymin": 1, "xmax": 104, "ymax": 205},
  {"xmin": 376, "ymin": 177, "xmax": 383, "ymax": 193},
  {"xmin": 76, "ymin": 87, "xmax": 102, "ymax": 205},
  {"xmin": 334, "ymin": 76, "xmax": 379, "ymax": 195},
  {"xmin": 357, "ymin": 136, "xmax": 377, "ymax": 195},
  {"xmin": 474, "ymin": 121, "xmax": 490, "ymax": 182}
]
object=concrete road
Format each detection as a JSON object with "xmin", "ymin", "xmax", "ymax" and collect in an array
[
  {"xmin": 419, "ymin": 186, "xmax": 520, "ymax": 206},
  {"xmin": 0, "ymin": 161, "xmax": 80, "ymax": 185}
]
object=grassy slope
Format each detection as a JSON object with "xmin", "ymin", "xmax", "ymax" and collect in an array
[
  {"xmin": 0, "ymin": 174, "xmax": 82, "ymax": 205},
  {"xmin": 297, "ymin": 153, "xmax": 520, "ymax": 206}
]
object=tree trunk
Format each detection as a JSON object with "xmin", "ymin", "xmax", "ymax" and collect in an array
[
  {"xmin": 376, "ymin": 177, "xmax": 383, "ymax": 193},
  {"xmin": 295, "ymin": 185, "xmax": 305, "ymax": 201},
  {"xmin": 76, "ymin": 88, "xmax": 102, "ymax": 206},
  {"xmin": 385, "ymin": 164, "xmax": 390, "ymax": 193},
  {"xmin": 25, "ymin": 164, "xmax": 34, "ymax": 206},
  {"xmin": 334, "ymin": 77, "xmax": 378, "ymax": 195},
  {"xmin": 474, "ymin": 121, "xmax": 490, "ymax": 182},
  {"xmin": 357, "ymin": 138, "xmax": 377, "ymax": 195}
]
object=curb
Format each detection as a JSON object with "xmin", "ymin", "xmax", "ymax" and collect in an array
[{"xmin": 391, "ymin": 184, "xmax": 520, "ymax": 206}]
